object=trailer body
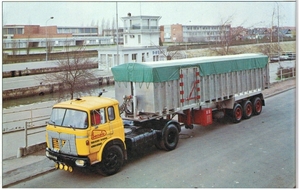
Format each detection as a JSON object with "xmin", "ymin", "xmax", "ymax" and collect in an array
[{"xmin": 112, "ymin": 53, "xmax": 269, "ymax": 124}]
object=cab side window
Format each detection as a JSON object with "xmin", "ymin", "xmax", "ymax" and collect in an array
[
  {"xmin": 108, "ymin": 106, "xmax": 115, "ymax": 121},
  {"xmin": 91, "ymin": 108, "xmax": 106, "ymax": 126}
]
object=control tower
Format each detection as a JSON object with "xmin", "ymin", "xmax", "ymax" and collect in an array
[
  {"xmin": 98, "ymin": 14, "xmax": 167, "ymax": 69},
  {"xmin": 121, "ymin": 14, "xmax": 161, "ymax": 47}
]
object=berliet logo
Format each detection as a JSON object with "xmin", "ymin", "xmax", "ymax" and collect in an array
[{"xmin": 91, "ymin": 130, "xmax": 107, "ymax": 140}]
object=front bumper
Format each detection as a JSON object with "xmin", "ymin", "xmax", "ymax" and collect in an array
[{"xmin": 46, "ymin": 147, "xmax": 90, "ymax": 167}]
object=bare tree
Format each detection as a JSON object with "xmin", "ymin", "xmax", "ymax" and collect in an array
[
  {"xmin": 11, "ymin": 40, "xmax": 18, "ymax": 55},
  {"xmin": 41, "ymin": 47, "xmax": 98, "ymax": 100},
  {"xmin": 106, "ymin": 19, "xmax": 110, "ymax": 30},
  {"xmin": 151, "ymin": 41, "xmax": 179, "ymax": 60},
  {"xmin": 111, "ymin": 17, "xmax": 116, "ymax": 42},
  {"xmin": 101, "ymin": 18, "xmax": 106, "ymax": 36},
  {"xmin": 209, "ymin": 15, "xmax": 246, "ymax": 55},
  {"xmin": 91, "ymin": 19, "xmax": 95, "ymax": 26}
]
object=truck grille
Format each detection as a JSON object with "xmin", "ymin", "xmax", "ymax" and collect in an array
[
  {"xmin": 52, "ymin": 138, "xmax": 66, "ymax": 149},
  {"xmin": 47, "ymin": 131, "xmax": 78, "ymax": 155}
]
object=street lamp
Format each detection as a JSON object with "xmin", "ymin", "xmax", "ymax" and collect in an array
[
  {"xmin": 46, "ymin": 16, "xmax": 54, "ymax": 62},
  {"xmin": 276, "ymin": 3, "xmax": 281, "ymax": 68}
]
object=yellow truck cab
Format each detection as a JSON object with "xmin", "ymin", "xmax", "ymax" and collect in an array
[{"xmin": 45, "ymin": 96, "xmax": 127, "ymax": 175}]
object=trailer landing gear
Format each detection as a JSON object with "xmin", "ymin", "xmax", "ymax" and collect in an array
[{"xmin": 185, "ymin": 124, "xmax": 194, "ymax": 129}]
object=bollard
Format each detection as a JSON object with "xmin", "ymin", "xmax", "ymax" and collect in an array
[{"xmin": 17, "ymin": 147, "xmax": 24, "ymax": 158}]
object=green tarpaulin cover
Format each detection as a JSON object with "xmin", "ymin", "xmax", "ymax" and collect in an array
[{"xmin": 111, "ymin": 53, "xmax": 268, "ymax": 83}]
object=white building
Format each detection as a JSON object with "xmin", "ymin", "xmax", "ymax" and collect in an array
[
  {"xmin": 98, "ymin": 15, "xmax": 167, "ymax": 69},
  {"xmin": 161, "ymin": 24, "xmax": 231, "ymax": 43}
]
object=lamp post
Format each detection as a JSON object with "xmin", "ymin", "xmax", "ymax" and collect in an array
[
  {"xmin": 45, "ymin": 17, "xmax": 54, "ymax": 62},
  {"xmin": 116, "ymin": 2, "xmax": 119, "ymax": 66},
  {"xmin": 276, "ymin": 3, "xmax": 281, "ymax": 68}
]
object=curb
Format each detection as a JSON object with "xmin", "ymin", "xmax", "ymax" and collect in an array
[
  {"xmin": 2, "ymin": 158, "xmax": 55, "ymax": 187},
  {"xmin": 264, "ymin": 86, "xmax": 296, "ymax": 98}
]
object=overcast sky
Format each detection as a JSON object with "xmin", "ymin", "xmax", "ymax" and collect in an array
[{"xmin": 2, "ymin": 1, "xmax": 297, "ymax": 28}]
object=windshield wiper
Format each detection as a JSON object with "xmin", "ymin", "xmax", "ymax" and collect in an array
[
  {"xmin": 69, "ymin": 125, "xmax": 76, "ymax": 130},
  {"xmin": 49, "ymin": 120, "xmax": 56, "ymax": 128}
]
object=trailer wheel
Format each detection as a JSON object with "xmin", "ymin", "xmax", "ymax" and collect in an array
[
  {"xmin": 232, "ymin": 103, "xmax": 243, "ymax": 123},
  {"xmin": 242, "ymin": 100, "xmax": 253, "ymax": 119},
  {"xmin": 252, "ymin": 97, "xmax": 263, "ymax": 115},
  {"xmin": 96, "ymin": 145, "xmax": 124, "ymax": 176},
  {"xmin": 160, "ymin": 124, "xmax": 179, "ymax": 151}
]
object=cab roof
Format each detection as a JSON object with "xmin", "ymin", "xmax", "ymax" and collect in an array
[{"xmin": 53, "ymin": 96, "xmax": 119, "ymax": 111}]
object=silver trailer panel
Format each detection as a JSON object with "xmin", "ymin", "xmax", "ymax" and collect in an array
[{"xmin": 112, "ymin": 54, "xmax": 269, "ymax": 118}]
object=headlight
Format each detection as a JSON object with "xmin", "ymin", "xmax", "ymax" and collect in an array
[{"xmin": 75, "ymin": 159, "xmax": 86, "ymax": 167}]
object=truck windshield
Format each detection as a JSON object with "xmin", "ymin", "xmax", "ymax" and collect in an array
[{"xmin": 49, "ymin": 108, "xmax": 88, "ymax": 129}]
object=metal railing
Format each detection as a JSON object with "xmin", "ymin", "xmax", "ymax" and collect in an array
[
  {"xmin": 277, "ymin": 67, "xmax": 296, "ymax": 81},
  {"xmin": 3, "ymin": 105, "xmax": 51, "ymax": 153},
  {"xmin": 24, "ymin": 119, "xmax": 48, "ymax": 149},
  {"xmin": 3, "ymin": 105, "xmax": 51, "ymax": 133}
]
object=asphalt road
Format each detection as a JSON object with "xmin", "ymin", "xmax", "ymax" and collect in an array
[{"xmin": 10, "ymin": 89, "xmax": 296, "ymax": 188}]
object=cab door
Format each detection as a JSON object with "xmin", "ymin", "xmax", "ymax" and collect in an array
[{"xmin": 89, "ymin": 108, "xmax": 113, "ymax": 154}]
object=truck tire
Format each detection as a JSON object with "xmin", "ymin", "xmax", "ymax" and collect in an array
[
  {"xmin": 232, "ymin": 103, "xmax": 243, "ymax": 123},
  {"xmin": 252, "ymin": 97, "xmax": 262, "ymax": 115},
  {"xmin": 96, "ymin": 145, "xmax": 124, "ymax": 176},
  {"xmin": 242, "ymin": 100, "xmax": 253, "ymax": 119},
  {"xmin": 160, "ymin": 124, "xmax": 179, "ymax": 151}
]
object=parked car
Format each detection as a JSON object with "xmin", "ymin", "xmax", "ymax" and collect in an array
[
  {"xmin": 270, "ymin": 55, "xmax": 280, "ymax": 62},
  {"xmin": 279, "ymin": 55, "xmax": 289, "ymax": 61},
  {"xmin": 282, "ymin": 52, "xmax": 296, "ymax": 60}
]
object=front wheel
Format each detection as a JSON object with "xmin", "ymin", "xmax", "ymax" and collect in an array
[{"xmin": 95, "ymin": 145, "xmax": 124, "ymax": 176}]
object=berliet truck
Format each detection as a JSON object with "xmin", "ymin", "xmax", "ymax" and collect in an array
[{"xmin": 45, "ymin": 53, "xmax": 270, "ymax": 175}]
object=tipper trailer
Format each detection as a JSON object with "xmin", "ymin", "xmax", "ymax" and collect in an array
[{"xmin": 46, "ymin": 53, "xmax": 269, "ymax": 175}]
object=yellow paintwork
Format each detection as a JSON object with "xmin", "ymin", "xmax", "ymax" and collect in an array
[
  {"xmin": 53, "ymin": 96, "xmax": 120, "ymax": 111},
  {"xmin": 46, "ymin": 96, "xmax": 126, "ymax": 163}
]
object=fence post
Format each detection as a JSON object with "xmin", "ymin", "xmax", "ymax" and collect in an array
[{"xmin": 25, "ymin": 121, "xmax": 28, "ymax": 148}]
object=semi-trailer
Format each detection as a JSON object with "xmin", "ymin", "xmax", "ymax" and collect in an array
[{"xmin": 45, "ymin": 53, "xmax": 269, "ymax": 175}]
